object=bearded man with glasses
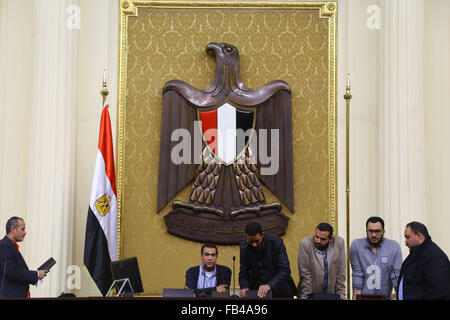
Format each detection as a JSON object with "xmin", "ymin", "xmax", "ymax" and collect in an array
[{"xmin": 349, "ymin": 216, "xmax": 402, "ymax": 300}]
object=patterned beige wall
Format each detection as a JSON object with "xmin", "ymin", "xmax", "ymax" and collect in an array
[{"xmin": 118, "ymin": 1, "xmax": 336, "ymax": 295}]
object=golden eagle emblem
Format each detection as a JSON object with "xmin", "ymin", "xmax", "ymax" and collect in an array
[
  {"xmin": 157, "ymin": 43, "xmax": 294, "ymax": 244},
  {"xmin": 95, "ymin": 193, "xmax": 111, "ymax": 217}
]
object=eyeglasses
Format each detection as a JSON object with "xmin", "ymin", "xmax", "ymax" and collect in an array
[{"xmin": 366, "ymin": 229, "xmax": 383, "ymax": 234}]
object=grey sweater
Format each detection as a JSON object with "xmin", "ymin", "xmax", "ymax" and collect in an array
[{"xmin": 349, "ymin": 237, "xmax": 402, "ymax": 299}]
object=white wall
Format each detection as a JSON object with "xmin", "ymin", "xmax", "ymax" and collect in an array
[
  {"xmin": 424, "ymin": 0, "xmax": 450, "ymax": 256},
  {"xmin": 73, "ymin": 0, "xmax": 119, "ymax": 296},
  {"xmin": 337, "ymin": 0, "xmax": 381, "ymax": 245},
  {"xmin": 340, "ymin": 0, "xmax": 450, "ymax": 258},
  {"xmin": 0, "ymin": 0, "xmax": 118, "ymax": 297}
]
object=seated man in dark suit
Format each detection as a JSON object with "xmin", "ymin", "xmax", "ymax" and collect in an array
[
  {"xmin": 239, "ymin": 222, "xmax": 297, "ymax": 298},
  {"xmin": 185, "ymin": 243, "xmax": 231, "ymax": 297},
  {"xmin": 0, "ymin": 217, "xmax": 48, "ymax": 298}
]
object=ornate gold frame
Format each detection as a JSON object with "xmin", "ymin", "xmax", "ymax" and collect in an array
[{"xmin": 117, "ymin": 0, "xmax": 337, "ymax": 258}]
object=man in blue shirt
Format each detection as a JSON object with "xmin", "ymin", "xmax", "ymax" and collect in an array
[
  {"xmin": 349, "ymin": 217, "xmax": 402, "ymax": 300},
  {"xmin": 185, "ymin": 243, "xmax": 231, "ymax": 296}
]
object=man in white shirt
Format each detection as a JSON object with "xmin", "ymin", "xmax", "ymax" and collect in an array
[{"xmin": 184, "ymin": 243, "xmax": 231, "ymax": 296}]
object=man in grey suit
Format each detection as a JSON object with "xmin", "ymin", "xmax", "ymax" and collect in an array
[{"xmin": 298, "ymin": 223, "xmax": 347, "ymax": 299}]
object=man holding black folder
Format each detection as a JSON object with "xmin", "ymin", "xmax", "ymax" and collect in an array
[{"xmin": 0, "ymin": 217, "xmax": 48, "ymax": 298}]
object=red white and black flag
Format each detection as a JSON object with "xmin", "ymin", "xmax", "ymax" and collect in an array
[
  {"xmin": 83, "ymin": 102, "xmax": 118, "ymax": 296},
  {"xmin": 199, "ymin": 102, "xmax": 254, "ymax": 164}
]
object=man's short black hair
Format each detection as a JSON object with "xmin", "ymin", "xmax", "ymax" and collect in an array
[
  {"xmin": 316, "ymin": 222, "xmax": 333, "ymax": 238},
  {"xmin": 406, "ymin": 221, "xmax": 431, "ymax": 241},
  {"xmin": 201, "ymin": 243, "xmax": 218, "ymax": 255},
  {"xmin": 366, "ymin": 216, "xmax": 385, "ymax": 229},
  {"xmin": 245, "ymin": 222, "xmax": 263, "ymax": 236}
]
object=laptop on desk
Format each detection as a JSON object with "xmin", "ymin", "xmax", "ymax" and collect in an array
[{"xmin": 109, "ymin": 257, "xmax": 144, "ymax": 296}]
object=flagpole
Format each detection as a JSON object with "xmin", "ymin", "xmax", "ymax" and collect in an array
[
  {"xmin": 344, "ymin": 73, "xmax": 353, "ymax": 299},
  {"xmin": 101, "ymin": 69, "xmax": 109, "ymax": 106},
  {"xmin": 99, "ymin": 69, "xmax": 119, "ymax": 261}
]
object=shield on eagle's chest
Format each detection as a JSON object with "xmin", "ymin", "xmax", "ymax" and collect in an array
[{"xmin": 199, "ymin": 102, "xmax": 255, "ymax": 165}]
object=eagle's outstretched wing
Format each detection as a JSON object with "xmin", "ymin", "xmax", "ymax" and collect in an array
[
  {"xmin": 255, "ymin": 89, "xmax": 294, "ymax": 212},
  {"xmin": 156, "ymin": 90, "xmax": 198, "ymax": 212}
]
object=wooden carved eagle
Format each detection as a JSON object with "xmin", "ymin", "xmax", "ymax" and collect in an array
[{"xmin": 157, "ymin": 43, "xmax": 294, "ymax": 244}]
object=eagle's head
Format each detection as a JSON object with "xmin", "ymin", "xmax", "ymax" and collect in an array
[
  {"xmin": 205, "ymin": 42, "xmax": 245, "ymax": 95},
  {"xmin": 206, "ymin": 42, "xmax": 239, "ymax": 59}
]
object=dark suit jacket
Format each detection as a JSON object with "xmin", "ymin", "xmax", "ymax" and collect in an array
[
  {"xmin": 398, "ymin": 239, "xmax": 450, "ymax": 300},
  {"xmin": 185, "ymin": 264, "xmax": 232, "ymax": 293},
  {"xmin": 239, "ymin": 233, "xmax": 297, "ymax": 298},
  {"xmin": 0, "ymin": 236, "xmax": 38, "ymax": 298}
]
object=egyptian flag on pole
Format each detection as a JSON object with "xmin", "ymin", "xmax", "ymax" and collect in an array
[{"xmin": 83, "ymin": 102, "xmax": 118, "ymax": 296}]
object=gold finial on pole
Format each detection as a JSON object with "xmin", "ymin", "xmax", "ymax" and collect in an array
[
  {"xmin": 344, "ymin": 73, "xmax": 352, "ymax": 101},
  {"xmin": 100, "ymin": 69, "xmax": 109, "ymax": 106},
  {"xmin": 344, "ymin": 73, "xmax": 353, "ymax": 299}
]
